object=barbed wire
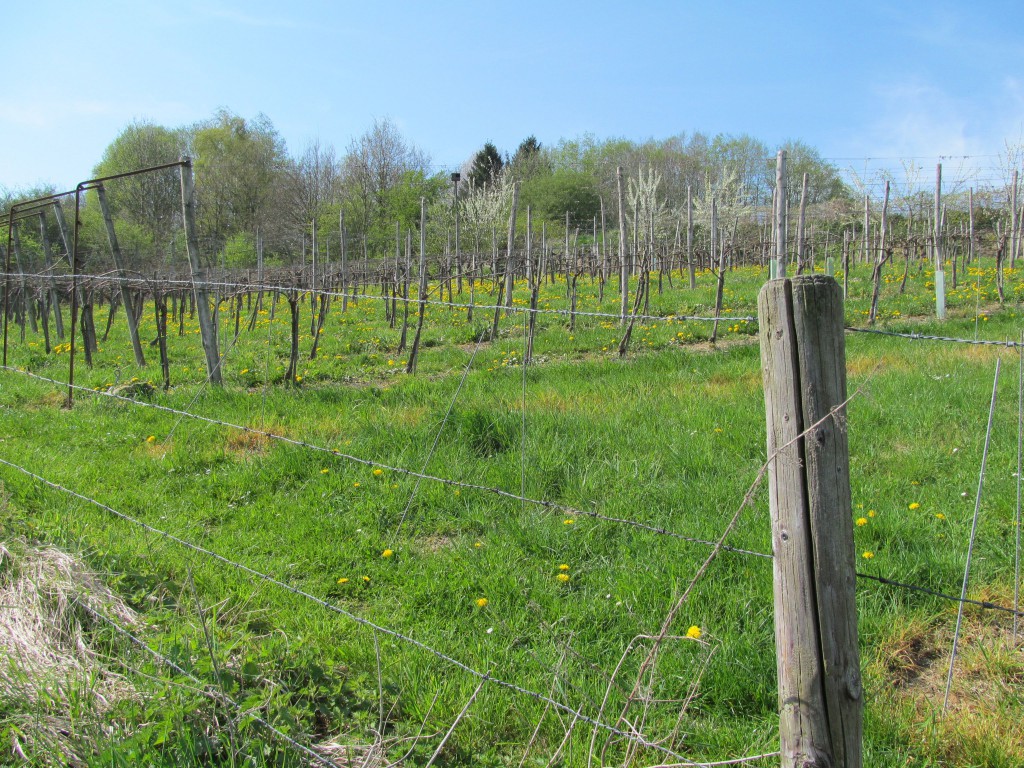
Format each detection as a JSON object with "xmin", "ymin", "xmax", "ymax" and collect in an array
[
  {"xmin": 8, "ymin": 351, "xmax": 1024, "ymax": 619},
  {"xmin": 855, "ymin": 572, "xmax": 1024, "ymax": 618},
  {"xmin": 0, "ymin": 271, "xmax": 758, "ymax": 324},
  {"xmin": 0, "ymin": 364, "xmax": 773, "ymax": 560},
  {"xmin": 845, "ymin": 327, "xmax": 1024, "ymax": 347},
  {"xmin": 0, "ymin": 453, "xmax": 729, "ymax": 767},
  {"xmin": 7, "ymin": 359, "xmax": 1024, "ymax": 622}
]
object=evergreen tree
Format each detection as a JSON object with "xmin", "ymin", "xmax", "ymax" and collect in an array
[{"xmin": 468, "ymin": 142, "xmax": 504, "ymax": 188}]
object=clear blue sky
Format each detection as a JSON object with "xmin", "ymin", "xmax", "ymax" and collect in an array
[{"xmin": 3, "ymin": 0, "xmax": 1023, "ymax": 192}]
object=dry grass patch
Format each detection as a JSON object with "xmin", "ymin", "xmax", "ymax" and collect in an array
[
  {"xmin": 225, "ymin": 428, "xmax": 273, "ymax": 457},
  {"xmin": 847, "ymin": 353, "xmax": 903, "ymax": 377},
  {"xmin": 0, "ymin": 538, "xmax": 137, "ymax": 765},
  {"xmin": 869, "ymin": 592, "xmax": 1024, "ymax": 766}
]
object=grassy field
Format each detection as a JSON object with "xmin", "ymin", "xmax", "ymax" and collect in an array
[{"xmin": 1, "ymin": 259, "xmax": 1023, "ymax": 766}]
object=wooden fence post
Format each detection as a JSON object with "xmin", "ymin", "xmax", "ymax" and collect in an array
[
  {"xmin": 179, "ymin": 158, "xmax": 222, "ymax": 385},
  {"xmin": 758, "ymin": 274, "xmax": 862, "ymax": 768},
  {"xmin": 96, "ymin": 184, "xmax": 146, "ymax": 367}
]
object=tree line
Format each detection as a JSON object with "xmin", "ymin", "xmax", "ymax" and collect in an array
[{"xmin": 2, "ymin": 109, "xmax": 1020, "ymax": 276}]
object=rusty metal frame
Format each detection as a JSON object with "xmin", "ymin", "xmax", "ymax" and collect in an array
[{"xmin": 3, "ymin": 160, "xmax": 187, "ymax": 406}]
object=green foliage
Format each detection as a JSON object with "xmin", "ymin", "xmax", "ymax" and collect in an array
[
  {"xmin": 93, "ymin": 121, "xmax": 185, "ymax": 243},
  {"xmin": 520, "ymin": 168, "xmax": 601, "ymax": 227},
  {"xmin": 508, "ymin": 135, "xmax": 550, "ymax": 182},
  {"xmin": 222, "ymin": 232, "xmax": 256, "ymax": 267},
  {"xmin": 192, "ymin": 109, "xmax": 289, "ymax": 249}
]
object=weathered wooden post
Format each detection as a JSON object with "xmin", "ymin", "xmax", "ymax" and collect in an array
[
  {"xmin": 934, "ymin": 164, "xmax": 946, "ymax": 319},
  {"xmin": 96, "ymin": 184, "xmax": 146, "ymax": 366},
  {"xmin": 758, "ymin": 274, "xmax": 862, "ymax": 768},
  {"xmin": 774, "ymin": 151, "xmax": 787, "ymax": 279},
  {"xmin": 179, "ymin": 158, "xmax": 222, "ymax": 384}
]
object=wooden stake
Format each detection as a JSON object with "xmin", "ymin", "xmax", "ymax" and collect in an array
[
  {"xmin": 96, "ymin": 184, "xmax": 146, "ymax": 366},
  {"xmin": 617, "ymin": 166, "xmax": 628, "ymax": 323},
  {"xmin": 758, "ymin": 275, "xmax": 862, "ymax": 768},
  {"xmin": 179, "ymin": 160, "xmax": 221, "ymax": 384},
  {"xmin": 775, "ymin": 151, "xmax": 787, "ymax": 279}
]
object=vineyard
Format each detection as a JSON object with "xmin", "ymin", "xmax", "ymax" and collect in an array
[{"xmin": 2, "ymin": 159, "xmax": 1024, "ymax": 767}]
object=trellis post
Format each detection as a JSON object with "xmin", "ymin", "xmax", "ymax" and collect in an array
[{"xmin": 179, "ymin": 158, "xmax": 222, "ymax": 385}]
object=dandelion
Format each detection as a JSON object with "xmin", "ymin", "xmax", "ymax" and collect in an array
[
  {"xmin": 557, "ymin": 573, "xmax": 570, "ymax": 583},
  {"xmin": 337, "ymin": 577, "xmax": 349, "ymax": 584},
  {"xmin": 474, "ymin": 541, "xmax": 482, "ymax": 548},
  {"xmin": 240, "ymin": 368, "xmax": 249, "ymax": 374},
  {"xmin": 868, "ymin": 510, "xmax": 876, "ymax": 518},
  {"xmin": 382, "ymin": 549, "xmax": 394, "ymax": 558},
  {"xmin": 935, "ymin": 513, "xmax": 946, "ymax": 520},
  {"xmin": 714, "ymin": 428, "xmax": 723, "ymax": 433},
  {"xmin": 476, "ymin": 598, "xmax": 488, "ymax": 608},
  {"xmin": 686, "ymin": 625, "xmax": 702, "ymax": 640},
  {"xmin": 295, "ymin": 375, "xmax": 303, "ymax": 382},
  {"xmin": 563, "ymin": 519, "xmax": 575, "ymax": 525},
  {"xmin": 373, "ymin": 468, "xmax": 384, "ymax": 476},
  {"xmin": 362, "ymin": 576, "xmax": 371, "ymax": 583},
  {"xmin": 862, "ymin": 551, "xmax": 874, "ymax": 560},
  {"xmin": 855, "ymin": 517, "xmax": 867, "ymax": 526},
  {"xmin": 558, "ymin": 564, "xmax": 570, "ymax": 571},
  {"xmin": 321, "ymin": 469, "xmax": 330, "ymax": 474},
  {"xmin": 908, "ymin": 502, "xmax": 920, "ymax": 510},
  {"xmin": 146, "ymin": 435, "xmax": 156, "ymax": 443},
  {"xmin": 353, "ymin": 482, "xmax": 360, "ymax": 488}
]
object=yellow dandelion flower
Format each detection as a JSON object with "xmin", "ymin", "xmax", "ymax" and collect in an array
[
  {"xmin": 686, "ymin": 625, "xmax": 702, "ymax": 639},
  {"xmin": 476, "ymin": 598, "xmax": 488, "ymax": 608},
  {"xmin": 362, "ymin": 575, "xmax": 371, "ymax": 583},
  {"xmin": 935, "ymin": 513, "xmax": 945, "ymax": 520},
  {"xmin": 373, "ymin": 468, "xmax": 384, "ymax": 476},
  {"xmin": 862, "ymin": 551, "xmax": 874, "ymax": 560},
  {"xmin": 321, "ymin": 468, "xmax": 330, "ymax": 474},
  {"xmin": 295, "ymin": 375, "xmax": 303, "ymax": 382},
  {"xmin": 337, "ymin": 577, "xmax": 349, "ymax": 584},
  {"xmin": 382, "ymin": 549, "xmax": 394, "ymax": 558},
  {"xmin": 868, "ymin": 510, "xmax": 876, "ymax": 518},
  {"xmin": 909, "ymin": 502, "xmax": 920, "ymax": 510},
  {"xmin": 146, "ymin": 435, "xmax": 156, "ymax": 443},
  {"xmin": 353, "ymin": 482, "xmax": 360, "ymax": 487},
  {"xmin": 558, "ymin": 564, "xmax": 570, "ymax": 571},
  {"xmin": 563, "ymin": 519, "xmax": 575, "ymax": 525},
  {"xmin": 557, "ymin": 573, "xmax": 570, "ymax": 583},
  {"xmin": 855, "ymin": 517, "xmax": 867, "ymax": 526},
  {"xmin": 474, "ymin": 541, "xmax": 482, "ymax": 548}
]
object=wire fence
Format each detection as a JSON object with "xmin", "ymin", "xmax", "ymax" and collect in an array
[{"xmin": 1, "ymin": 265, "xmax": 1022, "ymax": 764}]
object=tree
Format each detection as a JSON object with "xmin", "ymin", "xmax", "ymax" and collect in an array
[
  {"xmin": 467, "ymin": 143, "xmax": 504, "ymax": 189},
  {"xmin": 774, "ymin": 140, "xmax": 850, "ymax": 207},
  {"xmin": 190, "ymin": 110, "xmax": 289, "ymax": 252},
  {"xmin": 508, "ymin": 136, "xmax": 549, "ymax": 182},
  {"xmin": 340, "ymin": 118, "xmax": 432, "ymax": 252},
  {"xmin": 521, "ymin": 169, "xmax": 600, "ymax": 227},
  {"xmin": 92, "ymin": 120, "xmax": 185, "ymax": 246}
]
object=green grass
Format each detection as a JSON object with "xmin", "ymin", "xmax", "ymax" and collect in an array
[{"xmin": 1, "ymin": 258, "xmax": 1023, "ymax": 766}]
